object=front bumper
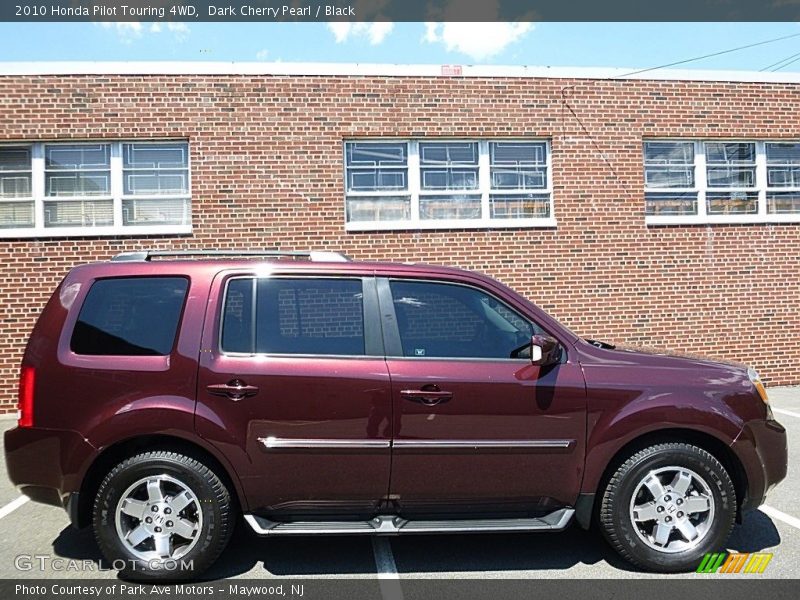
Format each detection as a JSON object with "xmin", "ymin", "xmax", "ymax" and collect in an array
[
  {"xmin": 730, "ymin": 418, "xmax": 788, "ymax": 512},
  {"xmin": 4, "ymin": 426, "xmax": 97, "ymax": 515}
]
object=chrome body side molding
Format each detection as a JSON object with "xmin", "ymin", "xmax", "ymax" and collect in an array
[{"xmin": 257, "ymin": 437, "xmax": 574, "ymax": 451}]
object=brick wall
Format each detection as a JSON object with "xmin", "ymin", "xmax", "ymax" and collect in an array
[{"xmin": 1, "ymin": 72, "xmax": 799, "ymax": 412}]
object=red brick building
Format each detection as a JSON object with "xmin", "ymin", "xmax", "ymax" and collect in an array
[{"xmin": 1, "ymin": 62, "xmax": 799, "ymax": 413}]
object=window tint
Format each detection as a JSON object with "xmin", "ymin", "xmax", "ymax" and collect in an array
[
  {"xmin": 220, "ymin": 278, "xmax": 366, "ymax": 356},
  {"xmin": 221, "ymin": 278, "xmax": 254, "ymax": 353},
  {"xmin": 71, "ymin": 277, "xmax": 188, "ymax": 356},
  {"xmin": 389, "ymin": 280, "xmax": 535, "ymax": 359}
]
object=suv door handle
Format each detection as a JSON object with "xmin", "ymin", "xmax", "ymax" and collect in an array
[
  {"xmin": 400, "ymin": 387, "xmax": 453, "ymax": 406},
  {"xmin": 207, "ymin": 379, "xmax": 259, "ymax": 401}
]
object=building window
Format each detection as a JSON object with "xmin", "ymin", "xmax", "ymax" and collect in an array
[
  {"xmin": 766, "ymin": 142, "xmax": 800, "ymax": 214},
  {"xmin": 0, "ymin": 140, "xmax": 191, "ymax": 238},
  {"xmin": 344, "ymin": 139, "xmax": 554, "ymax": 230},
  {"xmin": 122, "ymin": 143, "xmax": 191, "ymax": 226},
  {"xmin": 0, "ymin": 146, "xmax": 34, "ymax": 229},
  {"xmin": 645, "ymin": 140, "xmax": 800, "ymax": 224}
]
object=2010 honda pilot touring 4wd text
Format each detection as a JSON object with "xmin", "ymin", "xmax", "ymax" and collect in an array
[{"xmin": 4, "ymin": 250, "xmax": 788, "ymax": 579}]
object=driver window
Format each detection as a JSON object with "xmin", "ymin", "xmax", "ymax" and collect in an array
[{"xmin": 389, "ymin": 280, "xmax": 537, "ymax": 359}]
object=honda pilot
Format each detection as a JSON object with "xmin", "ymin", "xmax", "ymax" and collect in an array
[{"xmin": 4, "ymin": 249, "xmax": 788, "ymax": 579}]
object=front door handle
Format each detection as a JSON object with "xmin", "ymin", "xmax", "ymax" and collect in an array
[
  {"xmin": 400, "ymin": 386, "xmax": 453, "ymax": 406},
  {"xmin": 207, "ymin": 379, "xmax": 259, "ymax": 401}
]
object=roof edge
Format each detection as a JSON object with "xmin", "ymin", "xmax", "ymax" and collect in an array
[{"xmin": 1, "ymin": 61, "xmax": 800, "ymax": 84}]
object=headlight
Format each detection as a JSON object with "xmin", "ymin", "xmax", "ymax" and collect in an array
[{"xmin": 748, "ymin": 368, "xmax": 770, "ymax": 405}]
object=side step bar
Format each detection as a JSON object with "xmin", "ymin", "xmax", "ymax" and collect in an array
[{"xmin": 244, "ymin": 508, "xmax": 574, "ymax": 536}]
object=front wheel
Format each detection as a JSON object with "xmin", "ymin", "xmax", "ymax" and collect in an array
[
  {"xmin": 93, "ymin": 451, "xmax": 234, "ymax": 580},
  {"xmin": 599, "ymin": 442, "xmax": 736, "ymax": 572}
]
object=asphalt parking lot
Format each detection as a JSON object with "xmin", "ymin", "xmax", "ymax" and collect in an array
[{"xmin": 0, "ymin": 387, "xmax": 798, "ymax": 582}]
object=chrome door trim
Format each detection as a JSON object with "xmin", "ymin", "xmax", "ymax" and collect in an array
[
  {"xmin": 392, "ymin": 439, "xmax": 574, "ymax": 449},
  {"xmin": 258, "ymin": 436, "xmax": 391, "ymax": 450},
  {"xmin": 259, "ymin": 437, "xmax": 573, "ymax": 451}
]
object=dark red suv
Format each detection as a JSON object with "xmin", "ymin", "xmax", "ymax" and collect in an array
[{"xmin": 4, "ymin": 250, "xmax": 788, "ymax": 579}]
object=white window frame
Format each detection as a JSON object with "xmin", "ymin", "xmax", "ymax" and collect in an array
[
  {"xmin": 344, "ymin": 139, "xmax": 556, "ymax": 231},
  {"xmin": 645, "ymin": 139, "xmax": 800, "ymax": 226},
  {"xmin": 0, "ymin": 140, "xmax": 192, "ymax": 238}
]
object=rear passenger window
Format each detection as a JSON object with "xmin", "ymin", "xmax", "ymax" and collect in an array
[
  {"xmin": 220, "ymin": 278, "xmax": 366, "ymax": 356},
  {"xmin": 71, "ymin": 277, "xmax": 188, "ymax": 356}
]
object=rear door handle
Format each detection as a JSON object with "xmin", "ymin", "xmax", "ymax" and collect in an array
[
  {"xmin": 400, "ymin": 388, "xmax": 453, "ymax": 406},
  {"xmin": 207, "ymin": 379, "xmax": 259, "ymax": 401}
]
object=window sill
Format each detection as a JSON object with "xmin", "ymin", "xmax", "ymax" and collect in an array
[
  {"xmin": 345, "ymin": 218, "xmax": 557, "ymax": 232},
  {"xmin": 0, "ymin": 224, "xmax": 192, "ymax": 239},
  {"xmin": 645, "ymin": 214, "xmax": 800, "ymax": 226}
]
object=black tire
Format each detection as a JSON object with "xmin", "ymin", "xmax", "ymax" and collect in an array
[
  {"xmin": 93, "ymin": 451, "xmax": 234, "ymax": 580},
  {"xmin": 599, "ymin": 442, "xmax": 736, "ymax": 572}
]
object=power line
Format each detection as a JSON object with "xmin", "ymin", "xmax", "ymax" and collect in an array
[
  {"xmin": 615, "ymin": 31, "xmax": 800, "ymax": 79},
  {"xmin": 772, "ymin": 54, "xmax": 800, "ymax": 72},
  {"xmin": 762, "ymin": 50, "xmax": 800, "ymax": 72},
  {"xmin": 760, "ymin": 50, "xmax": 800, "ymax": 71}
]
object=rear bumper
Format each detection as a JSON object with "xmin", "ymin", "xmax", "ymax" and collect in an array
[
  {"xmin": 731, "ymin": 418, "xmax": 788, "ymax": 512},
  {"xmin": 4, "ymin": 426, "xmax": 97, "ymax": 516}
]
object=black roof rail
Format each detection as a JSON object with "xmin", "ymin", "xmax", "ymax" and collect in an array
[{"xmin": 111, "ymin": 250, "xmax": 350, "ymax": 263}]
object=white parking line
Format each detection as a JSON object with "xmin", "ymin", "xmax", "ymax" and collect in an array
[
  {"xmin": 772, "ymin": 407, "xmax": 800, "ymax": 419},
  {"xmin": 0, "ymin": 496, "xmax": 28, "ymax": 520},
  {"xmin": 760, "ymin": 505, "xmax": 800, "ymax": 530},
  {"xmin": 371, "ymin": 537, "xmax": 403, "ymax": 600}
]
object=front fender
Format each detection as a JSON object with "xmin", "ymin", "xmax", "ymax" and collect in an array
[{"xmin": 580, "ymin": 387, "xmax": 745, "ymax": 495}]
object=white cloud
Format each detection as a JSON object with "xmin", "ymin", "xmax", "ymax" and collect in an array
[
  {"xmin": 327, "ymin": 22, "xmax": 394, "ymax": 45},
  {"xmin": 98, "ymin": 22, "xmax": 143, "ymax": 44},
  {"xmin": 423, "ymin": 22, "xmax": 533, "ymax": 61},
  {"xmin": 98, "ymin": 21, "xmax": 189, "ymax": 43},
  {"xmin": 165, "ymin": 22, "xmax": 190, "ymax": 42},
  {"xmin": 256, "ymin": 49, "xmax": 269, "ymax": 60}
]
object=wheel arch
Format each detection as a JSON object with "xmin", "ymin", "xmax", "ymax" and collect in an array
[
  {"xmin": 74, "ymin": 434, "xmax": 246, "ymax": 529},
  {"xmin": 576, "ymin": 428, "xmax": 748, "ymax": 530}
]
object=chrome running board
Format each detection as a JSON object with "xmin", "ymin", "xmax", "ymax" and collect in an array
[{"xmin": 244, "ymin": 508, "xmax": 574, "ymax": 536}]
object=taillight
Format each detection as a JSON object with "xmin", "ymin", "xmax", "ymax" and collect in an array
[{"xmin": 17, "ymin": 366, "xmax": 35, "ymax": 428}]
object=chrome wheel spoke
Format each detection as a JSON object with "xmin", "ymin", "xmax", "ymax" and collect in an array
[
  {"xmin": 632, "ymin": 501, "xmax": 660, "ymax": 522},
  {"xmin": 169, "ymin": 490, "xmax": 194, "ymax": 514},
  {"xmin": 146, "ymin": 478, "xmax": 164, "ymax": 503},
  {"xmin": 676, "ymin": 519, "xmax": 699, "ymax": 542},
  {"xmin": 670, "ymin": 471, "xmax": 692, "ymax": 496},
  {"xmin": 684, "ymin": 495, "xmax": 712, "ymax": 514},
  {"xmin": 126, "ymin": 524, "xmax": 151, "ymax": 547},
  {"xmin": 653, "ymin": 522, "xmax": 673, "ymax": 546},
  {"xmin": 153, "ymin": 533, "xmax": 172, "ymax": 558},
  {"xmin": 172, "ymin": 517, "xmax": 198, "ymax": 539},
  {"xmin": 120, "ymin": 498, "xmax": 148, "ymax": 520},
  {"xmin": 643, "ymin": 473, "xmax": 666, "ymax": 499}
]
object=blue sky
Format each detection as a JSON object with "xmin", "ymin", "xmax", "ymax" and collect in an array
[{"xmin": 1, "ymin": 22, "xmax": 800, "ymax": 72}]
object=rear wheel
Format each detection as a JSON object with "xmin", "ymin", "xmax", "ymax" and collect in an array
[
  {"xmin": 93, "ymin": 451, "xmax": 234, "ymax": 580},
  {"xmin": 599, "ymin": 442, "xmax": 736, "ymax": 572}
]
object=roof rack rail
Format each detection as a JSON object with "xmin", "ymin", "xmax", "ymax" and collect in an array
[{"xmin": 111, "ymin": 250, "xmax": 350, "ymax": 263}]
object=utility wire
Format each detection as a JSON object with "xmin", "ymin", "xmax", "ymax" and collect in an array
[
  {"xmin": 761, "ymin": 50, "xmax": 800, "ymax": 72},
  {"xmin": 614, "ymin": 31, "xmax": 800, "ymax": 79},
  {"xmin": 772, "ymin": 54, "xmax": 800, "ymax": 72}
]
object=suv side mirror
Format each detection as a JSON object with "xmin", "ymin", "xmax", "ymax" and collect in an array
[{"xmin": 531, "ymin": 334, "xmax": 560, "ymax": 366}]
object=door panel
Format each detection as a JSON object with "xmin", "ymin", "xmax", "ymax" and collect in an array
[
  {"xmin": 380, "ymin": 278, "xmax": 587, "ymax": 517},
  {"xmin": 196, "ymin": 273, "xmax": 392, "ymax": 518}
]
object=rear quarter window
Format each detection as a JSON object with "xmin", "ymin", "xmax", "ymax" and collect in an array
[{"xmin": 70, "ymin": 277, "xmax": 189, "ymax": 356}]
